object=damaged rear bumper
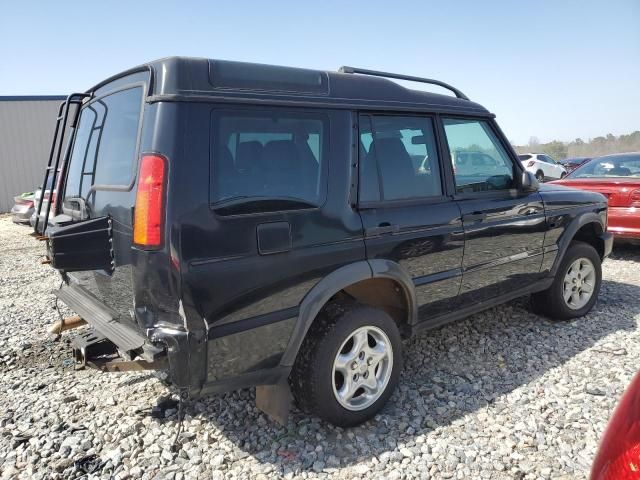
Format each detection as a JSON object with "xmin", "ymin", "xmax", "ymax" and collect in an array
[{"xmin": 55, "ymin": 284, "xmax": 165, "ymax": 366}]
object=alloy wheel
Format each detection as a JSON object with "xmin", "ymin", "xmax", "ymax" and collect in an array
[
  {"xmin": 331, "ymin": 326, "xmax": 393, "ymax": 411},
  {"xmin": 563, "ymin": 257, "xmax": 596, "ymax": 310}
]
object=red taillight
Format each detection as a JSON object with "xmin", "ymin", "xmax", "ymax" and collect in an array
[
  {"xmin": 630, "ymin": 189, "xmax": 640, "ymax": 208},
  {"xmin": 16, "ymin": 198, "xmax": 34, "ymax": 207},
  {"xmin": 527, "ymin": 161, "xmax": 535, "ymax": 167},
  {"xmin": 591, "ymin": 371, "xmax": 640, "ymax": 479},
  {"xmin": 133, "ymin": 154, "xmax": 166, "ymax": 248}
]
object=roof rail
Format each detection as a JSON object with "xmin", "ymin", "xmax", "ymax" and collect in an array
[{"xmin": 338, "ymin": 66, "xmax": 469, "ymax": 101}]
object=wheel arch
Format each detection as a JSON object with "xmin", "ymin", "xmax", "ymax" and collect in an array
[
  {"xmin": 551, "ymin": 212, "xmax": 606, "ymax": 276},
  {"xmin": 279, "ymin": 259, "xmax": 416, "ymax": 367}
]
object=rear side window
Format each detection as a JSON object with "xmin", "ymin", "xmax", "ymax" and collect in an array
[
  {"xmin": 442, "ymin": 118, "xmax": 515, "ymax": 193},
  {"xmin": 63, "ymin": 87, "xmax": 143, "ymax": 206},
  {"xmin": 211, "ymin": 109, "xmax": 327, "ymax": 214},
  {"xmin": 518, "ymin": 154, "xmax": 532, "ymax": 161},
  {"xmin": 359, "ymin": 115, "xmax": 442, "ymax": 202}
]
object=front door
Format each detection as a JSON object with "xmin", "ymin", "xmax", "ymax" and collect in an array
[
  {"xmin": 357, "ymin": 113, "xmax": 465, "ymax": 320},
  {"xmin": 441, "ymin": 117, "xmax": 547, "ymax": 305}
]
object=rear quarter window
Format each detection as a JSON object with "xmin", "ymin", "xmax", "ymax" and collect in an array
[{"xmin": 210, "ymin": 108, "xmax": 328, "ymax": 215}]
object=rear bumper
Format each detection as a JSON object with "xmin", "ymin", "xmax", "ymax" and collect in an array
[
  {"xmin": 11, "ymin": 204, "xmax": 33, "ymax": 223},
  {"xmin": 607, "ymin": 207, "xmax": 640, "ymax": 239},
  {"xmin": 56, "ymin": 284, "xmax": 163, "ymax": 362}
]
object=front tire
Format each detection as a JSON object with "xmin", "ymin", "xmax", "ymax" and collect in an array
[
  {"xmin": 536, "ymin": 170, "xmax": 545, "ymax": 182},
  {"xmin": 290, "ymin": 303, "xmax": 402, "ymax": 427},
  {"xmin": 531, "ymin": 241, "xmax": 602, "ymax": 320}
]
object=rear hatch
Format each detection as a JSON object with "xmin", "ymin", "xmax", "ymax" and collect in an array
[{"xmin": 52, "ymin": 83, "xmax": 146, "ymax": 335}]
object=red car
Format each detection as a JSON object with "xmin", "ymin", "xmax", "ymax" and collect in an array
[
  {"xmin": 551, "ymin": 152, "xmax": 640, "ymax": 239},
  {"xmin": 591, "ymin": 371, "xmax": 640, "ymax": 479}
]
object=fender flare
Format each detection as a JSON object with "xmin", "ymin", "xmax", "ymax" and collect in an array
[
  {"xmin": 550, "ymin": 211, "xmax": 605, "ymax": 276},
  {"xmin": 279, "ymin": 259, "xmax": 417, "ymax": 367}
]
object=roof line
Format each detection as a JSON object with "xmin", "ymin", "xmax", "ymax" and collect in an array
[{"xmin": 0, "ymin": 95, "xmax": 66, "ymax": 101}]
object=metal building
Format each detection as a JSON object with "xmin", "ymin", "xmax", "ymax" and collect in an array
[{"xmin": 0, "ymin": 96, "xmax": 65, "ymax": 213}]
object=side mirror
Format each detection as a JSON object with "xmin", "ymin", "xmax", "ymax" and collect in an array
[{"xmin": 520, "ymin": 171, "xmax": 539, "ymax": 192}]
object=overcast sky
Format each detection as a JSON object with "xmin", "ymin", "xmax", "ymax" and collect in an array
[{"xmin": 1, "ymin": 0, "xmax": 638, "ymax": 145}]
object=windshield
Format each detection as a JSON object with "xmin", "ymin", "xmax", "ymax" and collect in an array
[{"xmin": 570, "ymin": 154, "xmax": 640, "ymax": 179}]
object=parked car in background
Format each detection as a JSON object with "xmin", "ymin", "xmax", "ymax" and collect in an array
[
  {"xmin": 519, "ymin": 153, "xmax": 567, "ymax": 181},
  {"xmin": 560, "ymin": 156, "xmax": 591, "ymax": 173},
  {"xmin": 551, "ymin": 152, "xmax": 640, "ymax": 240},
  {"xmin": 591, "ymin": 370, "xmax": 640, "ymax": 479},
  {"xmin": 11, "ymin": 191, "xmax": 36, "ymax": 224},
  {"xmin": 29, "ymin": 177, "xmax": 55, "ymax": 234}
]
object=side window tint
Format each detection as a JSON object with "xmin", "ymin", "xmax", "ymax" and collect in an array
[
  {"xmin": 442, "ymin": 118, "xmax": 515, "ymax": 193},
  {"xmin": 359, "ymin": 115, "xmax": 442, "ymax": 202},
  {"xmin": 211, "ymin": 109, "xmax": 326, "ymax": 214}
]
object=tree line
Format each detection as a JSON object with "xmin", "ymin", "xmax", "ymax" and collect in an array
[{"xmin": 513, "ymin": 130, "xmax": 640, "ymax": 160}]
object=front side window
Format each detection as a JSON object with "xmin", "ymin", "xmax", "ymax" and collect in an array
[
  {"xmin": 359, "ymin": 115, "xmax": 442, "ymax": 202},
  {"xmin": 211, "ymin": 109, "xmax": 326, "ymax": 214},
  {"xmin": 442, "ymin": 118, "xmax": 515, "ymax": 193},
  {"xmin": 63, "ymin": 87, "xmax": 143, "ymax": 208}
]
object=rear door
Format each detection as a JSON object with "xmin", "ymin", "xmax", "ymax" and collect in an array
[
  {"xmin": 357, "ymin": 113, "xmax": 464, "ymax": 320},
  {"xmin": 59, "ymin": 75, "xmax": 147, "ymax": 325},
  {"xmin": 441, "ymin": 117, "xmax": 547, "ymax": 304}
]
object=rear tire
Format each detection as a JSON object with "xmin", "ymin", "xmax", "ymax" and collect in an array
[
  {"xmin": 560, "ymin": 172, "xmax": 567, "ymax": 178},
  {"xmin": 290, "ymin": 302, "xmax": 402, "ymax": 427},
  {"xmin": 536, "ymin": 170, "xmax": 545, "ymax": 182},
  {"xmin": 531, "ymin": 241, "xmax": 601, "ymax": 320}
]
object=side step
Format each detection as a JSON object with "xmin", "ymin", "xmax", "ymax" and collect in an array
[{"xmin": 56, "ymin": 284, "xmax": 148, "ymax": 353}]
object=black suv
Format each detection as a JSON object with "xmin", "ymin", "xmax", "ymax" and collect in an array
[{"xmin": 36, "ymin": 57, "xmax": 612, "ymax": 427}]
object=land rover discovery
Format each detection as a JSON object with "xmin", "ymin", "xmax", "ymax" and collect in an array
[{"xmin": 35, "ymin": 57, "xmax": 612, "ymax": 426}]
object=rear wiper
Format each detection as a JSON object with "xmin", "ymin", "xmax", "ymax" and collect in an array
[{"xmin": 212, "ymin": 196, "xmax": 317, "ymax": 214}]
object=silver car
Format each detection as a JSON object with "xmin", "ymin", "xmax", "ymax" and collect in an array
[{"xmin": 11, "ymin": 192, "xmax": 35, "ymax": 224}]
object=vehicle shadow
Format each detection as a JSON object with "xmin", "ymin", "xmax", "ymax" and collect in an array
[{"xmin": 170, "ymin": 276, "xmax": 639, "ymax": 473}]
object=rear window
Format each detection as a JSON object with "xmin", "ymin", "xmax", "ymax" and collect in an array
[
  {"xmin": 211, "ymin": 108, "xmax": 327, "ymax": 214},
  {"xmin": 63, "ymin": 86, "xmax": 143, "ymax": 205},
  {"xmin": 572, "ymin": 155, "xmax": 640, "ymax": 178}
]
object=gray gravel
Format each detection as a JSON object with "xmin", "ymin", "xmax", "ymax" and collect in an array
[{"xmin": 1, "ymin": 214, "xmax": 639, "ymax": 479}]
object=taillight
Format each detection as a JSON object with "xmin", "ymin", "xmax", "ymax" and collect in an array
[
  {"xmin": 16, "ymin": 198, "xmax": 34, "ymax": 207},
  {"xmin": 591, "ymin": 371, "xmax": 640, "ymax": 479},
  {"xmin": 630, "ymin": 189, "xmax": 640, "ymax": 208},
  {"xmin": 133, "ymin": 154, "xmax": 166, "ymax": 248},
  {"xmin": 527, "ymin": 161, "xmax": 535, "ymax": 167}
]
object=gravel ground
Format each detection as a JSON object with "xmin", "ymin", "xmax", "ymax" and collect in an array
[{"xmin": 1, "ymin": 214, "xmax": 639, "ymax": 480}]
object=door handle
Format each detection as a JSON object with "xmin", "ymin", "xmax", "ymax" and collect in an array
[
  {"xmin": 462, "ymin": 211, "xmax": 487, "ymax": 222},
  {"xmin": 365, "ymin": 223, "xmax": 399, "ymax": 236}
]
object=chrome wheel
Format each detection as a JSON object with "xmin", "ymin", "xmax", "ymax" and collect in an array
[
  {"xmin": 331, "ymin": 326, "xmax": 393, "ymax": 411},
  {"xmin": 563, "ymin": 257, "xmax": 596, "ymax": 310}
]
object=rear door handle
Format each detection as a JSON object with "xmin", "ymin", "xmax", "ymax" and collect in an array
[
  {"xmin": 365, "ymin": 223, "xmax": 399, "ymax": 236},
  {"xmin": 462, "ymin": 211, "xmax": 487, "ymax": 222}
]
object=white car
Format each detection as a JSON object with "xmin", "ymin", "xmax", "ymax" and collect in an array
[{"xmin": 518, "ymin": 153, "xmax": 567, "ymax": 181}]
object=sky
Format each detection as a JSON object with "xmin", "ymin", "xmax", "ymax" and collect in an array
[{"xmin": 1, "ymin": 0, "xmax": 638, "ymax": 145}]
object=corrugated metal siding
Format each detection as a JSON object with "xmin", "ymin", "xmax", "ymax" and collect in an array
[{"xmin": 0, "ymin": 99, "xmax": 64, "ymax": 213}]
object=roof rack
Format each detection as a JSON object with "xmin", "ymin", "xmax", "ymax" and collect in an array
[{"xmin": 338, "ymin": 66, "xmax": 469, "ymax": 101}]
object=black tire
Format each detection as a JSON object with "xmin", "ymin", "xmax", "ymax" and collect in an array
[
  {"xmin": 536, "ymin": 170, "xmax": 545, "ymax": 182},
  {"xmin": 560, "ymin": 172, "xmax": 567, "ymax": 179},
  {"xmin": 289, "ymin": 302, "xmax": 402, "ymax": 427},
  {"xmin": 531, "ymin": 241, "xmax": 602, "ymax": 320}
]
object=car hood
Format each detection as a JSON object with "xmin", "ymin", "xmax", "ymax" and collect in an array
[{"xmin": 537, "ymin": 182, "xmax": 608, "ymax": 212}]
